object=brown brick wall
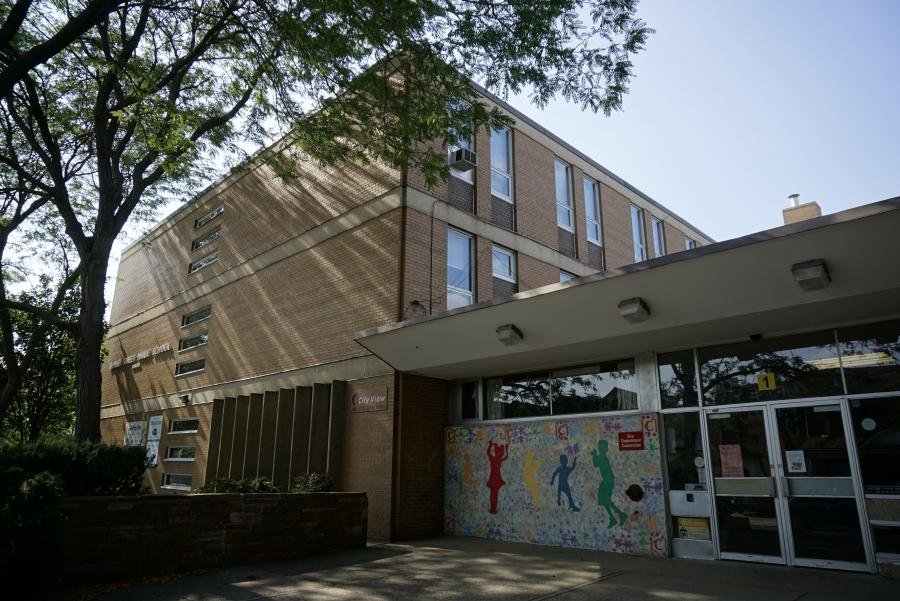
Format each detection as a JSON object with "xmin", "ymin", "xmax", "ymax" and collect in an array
[
  {"xmin": 518, "ymin": 253, "xmax": 562, "ymax": 290},
  {"xmin": 103, "ymin": 211, "xmax": 402, "ymax": 405},
  {"xmin": 394, "ymin": 374, "xmax": 448, "ymax": 540},
  {"xmin": 600, "ymin": 182, "xmax": 636, "ymax": 269},
  {"xmin": 57, "ymin": 493, "xmax": 366, "ymax": 583},
  {"xmin": 342, "ymin": 375, "xmax": 395, "ymax": 541},
  {"xmin": 110, "ymin": 156, "xmax": 399, "ymax": 325},
  {"xmin": 513, "ymin": 130, "xmax": 558, "ymax": 249}
]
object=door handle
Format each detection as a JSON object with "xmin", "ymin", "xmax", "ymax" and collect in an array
[{"xmin": 780, "ymin": 477, "xmax": 791, "ymax": 498}]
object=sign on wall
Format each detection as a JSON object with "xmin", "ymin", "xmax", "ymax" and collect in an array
[
  {"xmin": 350, "ymin": 387, "xmax": 388, "ymax": 412},
  {"xmin": 145, "ymin": 415, "xmax": 164, "ymax": 467},
  {"xmin": 618, "ymin": 431, "xmax": 644, "ymax": 451},
  {"xmin": 124, "ymin": 421, "xmax": 146, "ymax": 447}
]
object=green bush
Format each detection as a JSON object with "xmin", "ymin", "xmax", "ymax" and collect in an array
[
  {"xmin": 0, "ymin": 441, "xmax": 146, "ymax": 594},
  {"xmin": 194, "ymin": 476, "xmax": 280, "ymax": 493},
  {"xmin": 290, "ymin": 472, "xmax": 334, "ymax": 492}
]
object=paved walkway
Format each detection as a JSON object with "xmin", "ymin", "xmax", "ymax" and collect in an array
[{"xmin": 98, "ymin": 536, "xmax": 899, "ymax": 601}]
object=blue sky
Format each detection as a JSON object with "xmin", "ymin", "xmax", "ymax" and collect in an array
[{"xmin": 503, "ymin": 0, "xmax": 900, "ymax": 241}]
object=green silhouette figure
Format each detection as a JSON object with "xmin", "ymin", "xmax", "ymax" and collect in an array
[{"xmin": 591, "ymin": 439, "xmax": 628, "ymax": 527}]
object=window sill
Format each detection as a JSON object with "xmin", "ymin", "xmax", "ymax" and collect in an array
[
  {"xmin": 181, "ymin": 316, "xmax": 211, "ymax": 329},
  {"xmin": 174, "ymin": 369, "xmax": 205, "ymax": 378},
  {"xmin": 165, "ymin": 457, "xmax": 196, "ymax": 462},
  {"xmin": 177, "ymin": 342, "xmax": 208, "ymax": 354},
  {"xmin": 168, "ymin": 430, "xmax": 199, "ymax": 435},
  {"xmin": 161, "ymin": 485, "xmax": 191, "ymax": 491}
]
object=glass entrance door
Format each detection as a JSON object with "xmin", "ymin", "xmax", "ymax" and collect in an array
[{"xmin": 705, "ymin": 401, "xmax": 872, "ymax": 570}]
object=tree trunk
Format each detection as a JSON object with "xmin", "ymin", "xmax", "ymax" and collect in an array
[{"xmin": 73, "ymin": 250, "xmax": 108, "ymax": 442}]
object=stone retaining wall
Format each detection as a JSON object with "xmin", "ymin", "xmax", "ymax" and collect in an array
[{"xmin": 56, "ymin": 492, "xmax": 366, "ymax": 583}]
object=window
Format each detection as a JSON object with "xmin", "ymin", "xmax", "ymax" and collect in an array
[
  {"xmin": 191, "ymin": 225, "xmax": 221, "ymax": 252},
  {"xmin": 663, "ymin": 412, "xmax": 706, "ymax": 492},
  {"xmin": 482, "ymin": 359, "xmax": 637, "ymax": 420},
  {"xmin": 651, "ymin": 217, "xmax": 666, "ymax": 256},
  {"xmin": 447, "ymin": 229, "xmax": 473, "ymax": 309},
  {"xmin": 685, "ymin": 237, "xmax": 696, "ymax": 250},
  {"xmin": 188, "ymin": 251, "xmax": 218, "ymax": 274},
  {"xmin": 583, "ymin": 177, "xmax": 602, "ymax": 245},
  {"xmin": 631, "ymin": 205, "xmax": 647, "ymax": 262},
  {"xmin": 490, "ymin": 127, "xmax": 513, "ymax": 201},
  {"xmin": 460, "ymin": 381, "xmax": 480, "ymax": 421},
  {"xmin": 165, "ymin": 446, "xmax": 197, "ymax": 461},
  {"xmin": 194, "ymin": 205, "xmax": 223, "ymax": 230},
  {"xmin": 491, "ymin": 246, "xmax": 516, "ymax": 283},
  {"xmin": 448, "ymin": 100, "xmax": 474, "ymax": 183},
  {"xmin": 555, "ymin": 159, "xmax": 573, "ymax": 230},
  {"xmin": 658, "ymin": 350, "xmax": 698, "ymax": 409},
  {"xmin": 178, "ymin": 332, "xmax": 208, "ymax": 352},
  {"xmin": 174, "ymin": 359, "xmax": 205, "ymax": 376},
  {"xmin": 850, "ymin": 396, "xmax": 900, "ymax": 495},
  {"xmin": 837, "ymin": 319, "xmax": 900, "ymax": 394},
  {"xmin": 560, "ymin": 271, "xmax": 575, "ymax": 283},
  {"xmin": 181, "ymin": 306, "xmax": 211, "ymax": 327},
  {"xmin": 699, "ymin": 330, "xmax": 843, "ymax": 405},
  {"xmin": 169, "ymin": 418, "xmax": 199, "ymax": 433},
  {"xmin": 162, "ymin": 473, "xmax": 193, "ymax": 491}
]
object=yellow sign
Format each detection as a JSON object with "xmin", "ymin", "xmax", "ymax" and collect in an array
[
  {"xmin": 757, "ymin": 372, "xmax": 777, "ymax": 391},
  {"xmin": 676, "ymin": 517, "xmax": 711, "ymax": 540}
]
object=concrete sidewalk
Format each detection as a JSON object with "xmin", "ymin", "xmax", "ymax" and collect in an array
[{"xmin": 97, "ymin": 536, "xmax": 900, "ymax": 601}]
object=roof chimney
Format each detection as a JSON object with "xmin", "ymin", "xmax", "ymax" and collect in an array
[{"xmin": 782, "ymin": 193, "xmax": 822, "ymax": 225}]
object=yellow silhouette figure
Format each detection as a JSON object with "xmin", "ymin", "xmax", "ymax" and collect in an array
[
  {"xmin": 523, "ymin": 451, "xmax": 543, "ymax": 508},
  {"xmin": 462, "ymin": 453, "xmax": 477, "ymax": 489}
]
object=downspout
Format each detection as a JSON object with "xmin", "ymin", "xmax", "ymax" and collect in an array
[{"xmin": 391, "ymin": 168, "xmax": 408, "ymax": 541}]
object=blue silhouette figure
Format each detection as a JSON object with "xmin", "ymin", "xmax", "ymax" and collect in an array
[{"xmin": 550, "ymin": 454, "xmax": 580, "ymax": 511}]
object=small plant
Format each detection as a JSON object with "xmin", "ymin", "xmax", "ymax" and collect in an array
[
  {"xmin": 194, "ymin": 476, "xmax": 279, "ymax": 493},
  {"xmin": 290, "ymin": 472, "xmax": 334, "ymax": 493}
]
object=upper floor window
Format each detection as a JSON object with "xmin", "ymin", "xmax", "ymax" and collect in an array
[
  {"xmin": 490, "ymin": 128, "xmax": 513, "ymax": 202},
  {"xmin": 169, "ymin": 418, "xmax": 199, "ymax": 433},
  {"xmin": 651, "ymin": 217, "xmax": 666, "ymax": 256},
  {"xmin": 188, "ymin": 251, "xmax": 218, "ymax": 274},
  {"xmin": 583, "ymin": 177, "xmax": 602, "ymax": 245},
  {"xmin": 448, "ymin": 100, "xmax": 474, "ymax": 184},
  {"xmin": 447, "ymin": 228, "xmax": 474, "ymax": 309},
  {"xmin": 191, "ymin": 225, "xmax": 221, "ymax": 252},
  {"xmin": 175, "ymin": 358, "xmax": 205, "ymax": 376},
  {"xmin": 179, "ymin": 332, "xmax": 208, "ymax": 352},
  {"xmin": 555, "ymin": 159, "xmax": 573, "ymax": 231},
  {"xmin": 181, "ymin": 305, "xmax": 211, "ymax": 327},
  {"xmin": 631, "ymin": 205, "xmax": 647, "ymax": 262},
  {"xmin": 685, "ymin": 237, "xmax": 696, "ymax": 250},
  {"xmin": 491, "ymin": 246, "xmax": 516, "ymax": 283},
  {"xmin": 194, "ymin": 205, "xmax": 223, "ymax": 230}
]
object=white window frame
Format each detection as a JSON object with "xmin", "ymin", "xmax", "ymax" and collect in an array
[
  {"xmin": 685, "ymin": 237, "xmax": 696, "ymax": 250},
  {"xmin": 191, "ymin": 225, "xmax": 221, "ymax": 252},
  {"xmin": 194, "ymin": 205, "xmax": 223, "ymax": 230},
  {"xmin": 631, "ymin": 204, "xmax": 647, "ymax": 262},
  {"xmin": 447, "ymin": 228, "xmax": 474, "ymax": 309},
  {"xmin": 161, "ymin": 473, "xmax": 193, "ymax": 491},
  {"xmin": 651, "ymin": 217, "xmax": 666, "ymax": 257},
  {"xmin": 555, "ymin": 159, "xmax": 574, "ymax": 231},
  {"xmin": 448, "ymin": 100, "xmax": 474, "ymax": 184},
  {"xmin": 490, "ymin": 127, "xmax": 513, "ymax": 203},
  {"xmin": 181, "ymin": 306, "xmax": 211, "ymax": 328},
  {"xmin": 174, "ymin": 359, "xmax": 205, "ymax": 377},
  {"xmin": 583, "ymin": 176, "xmax": 602, "ymax": 245},
  {"xmin": 491, "ymin": 246, "xmax": 517, "ymax": 283},
  {"xmin": 188, "ymin": 251, "xmax": 218, "ymax": 274},
  {"xmin": 560, "ymin": 271, "xmax": 576, "ymax": 283},
  {"xmin": 169, "ymin": 418, "xmax": 200, "ymax": 434},
  {"xmin": 178, "ymin": 332, "xmax": 208, "ymax": 352},
  {"xmin": 165, "ymin": 446, "xmax": 197, "ymax": 462}
]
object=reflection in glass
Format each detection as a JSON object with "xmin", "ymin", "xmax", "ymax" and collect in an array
[
  {"xmin": 460, "ymin": 381, "xmax": 478, "ymax": 420},
  {"xmin": 552, "ymin": 360, "xmax": 636, "ymax": 414},
  {"xmin": 850, "ymin": 396, "xmax": 900, "ymax": 494},
  {"xmin": 483, "ymin": 372, "xmax": 550, "ymax": 420},
  {"xmin": 838, "ymin": 320, "xmax": 900, "ymax": 394},
  {"xmin": 699, "ymin": 331, "xmax": 843, "ymax": 405},
  {"xmin": 873, "ymin": 525, "xmax": 900, "ymax": 555},
  {"xmin": 788, "ymin": 497, "xmax": 866, "ymax": 563},
  {"xmin": 716, "ymin": 496, "xmax": 781, "ymax": 557},
  {"xmin": 663, "ymin": 412, "xmax": 706, "ymax": 490},
  {"xmin": 658, "ymin": 350, "xmax": 698, "ymax": 408},
  {"xmin": 706, "ymin": 411, "xmax": 770, "ymax": 477}
]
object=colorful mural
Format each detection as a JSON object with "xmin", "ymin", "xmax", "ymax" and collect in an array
[{"xmin": 445, "ymin": 414, "xmax": 667, "ymax": 556}]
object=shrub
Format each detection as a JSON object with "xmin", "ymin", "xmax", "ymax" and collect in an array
[
  {"xmin": 290, "ymin": 472, "xmax": 334, "ymax": 493},
  {"xmin": 0, "ymin": 441, "xmax": 146, "ymax": 594},
  {"xmin": 195, "ymin": 476, "xmax": 279, "ymax": 493}
]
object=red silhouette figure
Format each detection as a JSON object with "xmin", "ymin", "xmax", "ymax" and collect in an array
[{"xmin": 486, "ymin": 440, "xmax": 509, "ymax": 514}]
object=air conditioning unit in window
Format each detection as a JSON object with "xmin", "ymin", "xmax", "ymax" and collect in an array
[{"xmin": 449, "ymin": 148, "xmax": 477, "ymax": 171}]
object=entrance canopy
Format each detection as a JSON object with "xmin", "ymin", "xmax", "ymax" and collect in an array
[{"xmin": 356, "ymin": 197, "xmax": 900, "ymax": 380}]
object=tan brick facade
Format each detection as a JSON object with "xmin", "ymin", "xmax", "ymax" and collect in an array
[{"xmin": 100, "ymin": 90, "xmax": 710, "ymax": 543}]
